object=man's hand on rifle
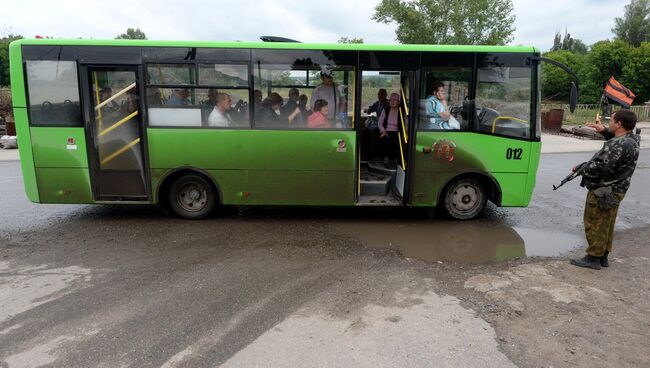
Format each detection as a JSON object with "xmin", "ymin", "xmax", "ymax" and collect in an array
[
  {"xmin": 572, "ymin": 161, "xmax": 587, "ymax": 173},
  {"xmin": 555, "ymin": 162, "xmax": 588, "ymax": 190}
]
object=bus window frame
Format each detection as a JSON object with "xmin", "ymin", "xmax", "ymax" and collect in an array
[
  {"xmin": 418, "ymin": 51, "xmax": 476, "ymax": 134},
  {"xmin": 78, "ymin": 46, "xmax": 142, "ymax": 65},
  {"xmin": 21, "ymin": 46, "xmax": 84, "ymax": 128},
  {"xmin": 145, "ymin": 62, "xmax": 196, "ymax": 86},
  {"xmin": 197, "ymin": 63, "xmax": 249, "ymax": 88},
  {"xmin": 251, "ymin": 48, "xmax": 358, "ymax": 132},
  {"xmin": 471, "ymin": 52, "xmax": 537, "ymax": 142},
  {"xmin": 531, "ymin": 57, "xmax": 541, "ymax": 141},
  {"xmin": 143, "ymin": 60, "xmax": 253, "ymax": 130},
  {"xmin": 251, "ymin": 65, "xmax": 356, "ymax": 132},
  {"xmin": 359, "ymin": 50, "xmax": 420, "ymax": 70},
  {"xmin": 23, "ymin": 59, "xmax": 85, "ymax": 128}
]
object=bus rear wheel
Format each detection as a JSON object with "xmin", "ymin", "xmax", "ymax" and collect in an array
[
  {"xmin": 168, "ymin": 174, "xmax": 216, "ymax": 219},
  {"xmin": 443, "ymin": 178, "xmax": 486, "ymax": 220}
]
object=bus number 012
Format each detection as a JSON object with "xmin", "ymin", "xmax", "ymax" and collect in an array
[{"xmin": 506, "ymin": 148, "xmax": 523, "ymax": 160}]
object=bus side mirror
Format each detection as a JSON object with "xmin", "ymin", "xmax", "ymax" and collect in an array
[{"xmin": 569, "ymin": 82, "xmax": 578, "ymax": 113}]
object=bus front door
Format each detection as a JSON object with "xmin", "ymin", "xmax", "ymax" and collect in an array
[
  {"xmin": 83, "ymin": 66, "xmax": 149, "ymax": 201},
  {"xmin": 357, "ymin": 70, "xmax": 415, "ymax": 206}
]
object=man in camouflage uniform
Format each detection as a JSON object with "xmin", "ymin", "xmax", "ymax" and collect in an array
[{"xmin": 570, "ymin": 109, "xmax": 640, "ymax": 270}]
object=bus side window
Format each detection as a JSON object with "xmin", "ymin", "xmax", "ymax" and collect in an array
[
  {"xmin": 26, "ymin": 60, "xmax": 83, "ymax": 126},
  {"xmin": 253, "ymin": 62, "xmax": 355, "ymax": 130},
  {"xmin": 419, "ymin": 68, "xmax": 471, "ymax": 132},
  {"xmin": 145, "ymin": 62, "xmax": 251, "ymax": 129},
  {"xmin": 198, "ymin": 63, "xmax": 250, "ymax": 128},
  {"xmin": 476, "ymin": 66, "xmax": 531, "ymax": 139}
]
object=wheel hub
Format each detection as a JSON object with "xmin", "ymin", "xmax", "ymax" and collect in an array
[
  {"xmin": 188, "ymin": 189, "xmax": 201, "ymax": 201},
  {"xmin": 178, "ymin": 183, "xmax": 207, "ymax": 212},
  {"xmin": 452, "ymin": 185, "xmax": 478, "ymax": 211}
]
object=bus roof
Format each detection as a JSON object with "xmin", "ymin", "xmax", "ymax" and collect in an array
[{"xmin": 11, "ymin": 38, "xmax": 539, "ymax": 54}]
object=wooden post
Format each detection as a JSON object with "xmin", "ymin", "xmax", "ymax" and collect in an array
[{"xmin": 5, "ymin": 114, "xmax": 15, "ymax": 136}]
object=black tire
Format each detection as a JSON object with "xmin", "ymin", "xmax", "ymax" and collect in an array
[
  {"xmin": 442, "ymin": 178, "xmax": 486, "ymax": 220},
  {"xmin": 168, "ymin": 174, "xmax": 216, "ymax": 219}
]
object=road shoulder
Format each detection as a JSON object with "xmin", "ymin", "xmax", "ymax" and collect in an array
[{"xmin": 0, "ymin": 149, "xmax": 19, "ymax": 161}]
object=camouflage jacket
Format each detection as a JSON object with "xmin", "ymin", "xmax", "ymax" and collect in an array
[{"xmin": 581, "ymin": 130, "xmax": 640, "ymax": 192}]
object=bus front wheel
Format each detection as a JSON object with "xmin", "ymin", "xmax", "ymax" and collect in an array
[
  {"xmin": 442, "ymin": 178, "xmax": 486, "ymax": 220},
  {"xmin": 168, "ymin": 174, "xmax": 216, "ymax": 219}
]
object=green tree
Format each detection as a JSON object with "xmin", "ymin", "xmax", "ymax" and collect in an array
[
  {"xmin": 541, "ymin": 50, "xmax": 586, "ymax": 102},
  {"xmin": 613, "ymin": 0, "xmax": 650, "ymax": 47},
  {"xmin": 570, "ymin": 39, "xmax": 588, "ymax": 54},
  {"xmin": 115, "ymin": 28, "xmax": 147, "ymax": 40},
  {"xmin": 551, "ymin": 33, "xmax": 562, "ymax": 51},
  {"xmin": 622, "ymin": 42, "xmax": 650, "ymax": 103},
  {"xmin": 562, "ymin": 35, "xmax": 588, "ymax": 54},
  {"xmin": 550, "ymin": 30, "xmax": 588, "ymax": 54},
  {"xmin": 372, "ymin": 0, "xmax": 516, "ymax": 45},
  {"xmin": 0, "ymin": 34, "xmax": 23, "ymax": 86},
  {"xmin": 338, "ymin": 37, "xmax": 364, "ymax": 44}
]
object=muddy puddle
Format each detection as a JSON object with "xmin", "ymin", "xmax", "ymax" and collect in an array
[{"xmin": 336, "ymin": 221, "xmax": 584, "ymax": 264}]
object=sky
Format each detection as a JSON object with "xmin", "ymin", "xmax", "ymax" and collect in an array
[{"xmin": 1, "ymin": 0, "xmax": 628, "ymax": 51}]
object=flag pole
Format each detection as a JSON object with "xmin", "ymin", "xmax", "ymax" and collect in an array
[{"xmin": 598, "ymin": 92, "xmax": 609, "ymax": 123}]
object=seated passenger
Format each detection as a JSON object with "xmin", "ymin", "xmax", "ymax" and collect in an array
[
  {"xmin": 229, "ymin": 96, "xmax": 249, "ymax": 124},
  {"xmin": 298, "ymin": 94, "xmax": 311, "ymax": 122},
  {"xmin": 307, "ymin": 99, "xmax": 331, "ymax": 129},
  {"xmin": 208, "ymin": 93, "xmax": 233, "ymax": 127},
  {"xmin": 202, "ymin": 88, "xmax": 219, "ymax": 117},
  {"xmin": 281, "ymin": 88, "xmax": 300, "ymax": 116},
  {"xmin": 257, "ymin": 92, "xmax": 284, "ymax": 126},
  {"xmin": 425, "ymin": 82, "xmax": 460, "ymax": 130},
  {"xmin": 99, "ymin": 87, "xmax": 120, "ymax": 114},
  {"xmin": 121, "ymin": 90, "xmax": 139, "ymax": 115},
  {"xmin": 253, "ymin": 89, "xmax": 264, "ymax": 115},
  {"xmin": 282, "ymin": 89, "xmax": 303, "ymax": 126},
  {"xmin": 254, "ymin": 89, "xmax": 263, "ymax": 105},
  {"xmin": 146, "ymin": 88, "xmax": 164, "ymax": 106},
  {"xmin": 365, "ymin": 88, "xmax": 388, "ymax": 115},
  {"xmin": 167, "ymin": 88, "xmax": 190, "ymax": 106}
]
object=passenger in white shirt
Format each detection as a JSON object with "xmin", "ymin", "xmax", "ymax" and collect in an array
[{"xmin": 208, "ymin": 93, "xmax": 232, "ymax": 127}]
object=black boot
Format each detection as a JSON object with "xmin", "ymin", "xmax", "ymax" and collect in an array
[
  {"xmin": 600, "ymin": 251, "xmax": 610, "ymax": 268},
  {"xmin": 570, "ymin": 255, "xmax": 602, "ymax": 270}
]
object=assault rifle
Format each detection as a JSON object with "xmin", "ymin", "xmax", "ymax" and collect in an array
[
  {"xmin": 552, "ymin": 161, "xmax": 589, "ymax": 191},
  {"xmin": 553, "ymin": 114, "xmax": 608, "ymax": 191}
]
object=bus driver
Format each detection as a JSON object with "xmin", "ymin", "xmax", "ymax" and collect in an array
[{"xmin": 425, "ymin": 82, "xmax": 460, "ymax": 130}]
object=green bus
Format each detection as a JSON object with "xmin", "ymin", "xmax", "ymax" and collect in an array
[{"xmin": 8, "ymin": 38, "xmax": 573, "ymax": 220}]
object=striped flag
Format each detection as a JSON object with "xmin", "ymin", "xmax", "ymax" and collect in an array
[{"xmin": 604, "ymin": 76, "xmax": 635, "ymax": 108}]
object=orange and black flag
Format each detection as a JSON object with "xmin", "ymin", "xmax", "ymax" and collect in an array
[{"xmin": 604, "ymin": 76, "xmax": 635, "ymax": 108}]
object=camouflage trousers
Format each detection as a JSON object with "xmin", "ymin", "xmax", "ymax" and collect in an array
[{"xmin": 584, "ymin": 189, "xmax": 626, "ymax": 257}]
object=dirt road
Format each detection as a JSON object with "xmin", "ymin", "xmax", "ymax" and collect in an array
[{"xmin": 1, "ymin": 150, "xmax": 649, "ymax": 367}]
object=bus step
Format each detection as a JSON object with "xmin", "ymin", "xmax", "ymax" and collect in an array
[
  {"xmin": 356, "ymin": 194, "xmax": 402, "ymax": 206},
  {"xmin": 366, "ymin": 161, "xmax": 397, "ymax": 175},
  {"xmin": 360, "ymin": 162, "xmax": 394, "ymax": 196},
  {"xmin": 360, "ymin": 178, "xmax": 390, "ymax": 196}
]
